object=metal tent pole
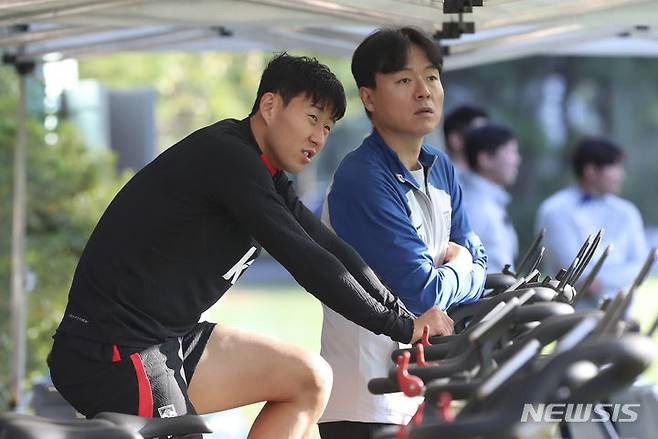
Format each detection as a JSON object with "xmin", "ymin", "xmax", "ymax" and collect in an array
[{"xmin": 8, "ymin": 58, "xmax": 32, "ymax": 412}]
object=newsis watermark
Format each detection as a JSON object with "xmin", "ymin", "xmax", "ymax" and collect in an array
[{"xmin": 520, "ymin": 403, "xmax": 641, "ymax": 423}]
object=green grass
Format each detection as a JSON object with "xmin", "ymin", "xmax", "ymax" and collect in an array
[
  {"xmin": 205, "ymin": 284, "xmax": 322, "ymax": 350},
  {"xmin": 203, "ymin": 277, "xmax": 658, "ymax": 437}
]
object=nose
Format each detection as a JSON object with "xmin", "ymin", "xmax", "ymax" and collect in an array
[
  {"xmin": 416, "ymin": 80, "xmax": 431, "ymax": 100},
  {"xmin": 309, "ymin": 124, "xmax": 326, "ymax": 149}
]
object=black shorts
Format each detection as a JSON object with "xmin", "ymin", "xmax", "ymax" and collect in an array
[{"xmin": 47, "ymin": 322, "xmax": 215, "ymax": 420}]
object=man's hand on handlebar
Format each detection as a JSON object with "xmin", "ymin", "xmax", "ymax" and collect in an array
[{"xmin": 412, "ymin": 306, "xmax": 454, "ymax": 342}]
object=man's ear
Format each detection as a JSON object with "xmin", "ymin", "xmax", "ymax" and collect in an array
[
  {"xmin": 582, "ymin": 163, "xmax": 597, "ymax": 182},
  {"xmin": 448, "ymin": 132, "xmax": 463, "ymax": 152},
  {"xmin": 259, "ymin": 92, "xmax": 278, "ymax": 125},
  {"xmin": 358, "ymin": 87, "xmax": 376, "ymax": 114},
  {"xmin": 477, "ymin": 150, "xmax": 492, "ymax": 172}
]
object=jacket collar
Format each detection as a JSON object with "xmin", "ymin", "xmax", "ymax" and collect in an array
[
  {"xmin": 368, "ymin": 129, "xmax": 438, "ymax": 190},
  {"xmin": 574, "ymin": 185, "xmax": 608, "ymax": 205}
]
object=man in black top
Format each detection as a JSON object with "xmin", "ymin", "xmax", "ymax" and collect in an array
[{"xmin": 48, "ymin": 53, "xmax": 453, "ymax": 439}]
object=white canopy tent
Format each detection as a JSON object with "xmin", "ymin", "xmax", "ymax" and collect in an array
[
  {"xmin": 1, "ymin": 1, "xmax": 658, "ymax": 68},
  {"xmin": 3, "ymin": 0, "xmax": 658, "ymax": 410}
]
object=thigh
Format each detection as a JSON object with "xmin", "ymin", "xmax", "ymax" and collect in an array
[
  {"xmin": 187, "ymin": 324, "xmax": 330, "ymax": 414},
  {"xmin": 319, "ymin": 421, "xmax": 394, "ymax": 439}
]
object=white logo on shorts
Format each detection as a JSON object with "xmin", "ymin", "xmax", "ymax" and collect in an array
[{"xmin": 158, "ymin": 404, "xmax": 178, "ymax": 418}]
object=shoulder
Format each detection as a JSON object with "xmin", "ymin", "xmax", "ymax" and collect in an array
[
  {"xmin": 607, "ymin": 195, "xmax": 642, "ymax": 217},
  {"xmin": 175, "ymin": 120, "xmax": 246, "ymax": 159},
  {"xmin": 200, "ymin": 119, "xmax": 250, "ymax": 147},
  {"xmin": 330, "ymin": 149, "xmax": 405, "ymax": 212},
  {"xmin": 538, "ymin": 188, "xmax": 576, "ymax": 217},
  {"xmin": 188, "ymin": 119, "xmax": 272, "ymax": 183},
  {"xmin": 333, "ymin": 141, "xmax": 393, "ymax": 187}
]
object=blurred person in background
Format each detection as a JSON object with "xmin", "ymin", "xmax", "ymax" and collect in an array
[
  {"xmin": 536, "ymin": 137, "xmax": 648, "ymax": 309},
  {"xmin": 461, "ymin": 124, "xmax": 521, "ymax": 273},
  {"xmin": 442, "ymin": 104, "xmax": 488, "ymax": 178}
]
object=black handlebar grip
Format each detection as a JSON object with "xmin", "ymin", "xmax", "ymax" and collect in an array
[{"xmin": 368, "ymin": 377, "xmax": 401, "ymax": 395}]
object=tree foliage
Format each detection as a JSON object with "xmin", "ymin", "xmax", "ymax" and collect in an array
[
  {"xmin": 0, "ymin": 65, "xmax": 131, "ymax": 408},
  {"xmin": 78, "ymin": 51, "xmax": 361, "ymax": 150}
]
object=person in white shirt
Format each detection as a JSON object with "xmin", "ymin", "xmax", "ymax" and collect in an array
[
  {"xmin": 461, "ymin": 124, "xmax": 521, "ymax": 273},
  {"xmin": 536, "ymin": 137, "xmax": 648, "ymax": 308},
  {"xmin": 442, "ymin": 105, "xmax": 489, "ymax": 178}
]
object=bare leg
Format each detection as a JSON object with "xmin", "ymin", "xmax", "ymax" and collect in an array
[{"xmin": 187, "ymin": 325, "xmax": 332, "ymax": 439}]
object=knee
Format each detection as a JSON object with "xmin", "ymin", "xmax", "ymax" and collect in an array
[{"xmin": 296, "ymin": 352, "xmax": 333, "ymax": 405}]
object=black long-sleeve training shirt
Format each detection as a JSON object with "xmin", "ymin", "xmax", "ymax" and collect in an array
[{"xmin": 57, "ymin": 118, "xmax": 415, "ymax": 347}]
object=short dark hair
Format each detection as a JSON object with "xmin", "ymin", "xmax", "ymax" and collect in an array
[
  {"xmin": 443, "ymin": 105, "xmax": 489, "ymax": 144},
  {"xmin": 351, "ymin": 27, "xmax": 442, "ymax": 118},
  {"xmin": 465, "ymin": 124, "xmax": 515, "ymax": 171},
  {"xmin": 250, "ymin": 52, "xmax": 346, "ymax": 121},
  {"xmin": 572, "ymin": 137, "xmax": 625, "ymax": 178}
]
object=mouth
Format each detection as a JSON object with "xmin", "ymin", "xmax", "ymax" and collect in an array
[
  {"xmin": 414, "ymin": 107, "xmax": 435, "ymax": 115},
  {"xmin": 302, "ymin": 148, "xmax": 316, "ymax": 162}
]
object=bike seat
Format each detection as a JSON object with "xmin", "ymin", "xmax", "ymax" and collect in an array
[
  {"xmin": 94, "ymin": 412, "xmax": 211, "ymax": 438},
  {"xmin": 0, "ymin": 412, "xmax": 212, "ymax": 439},
  {"xmin": 0, "ymin": 413, "xmax": 138, "ymax": 439}
]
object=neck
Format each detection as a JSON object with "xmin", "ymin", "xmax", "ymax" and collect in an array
[
  {"xmin": 451, "ymin": 156, "xmax": 468, "ymax": 170},
  {"xmin": 375, "ymin": 125, "xmax": 423, "ymax": 171},
  {"xmin": 477, "ymin": 167, "xmax": 506, "ymax": 188},
  {"xmin": 249, "ymin": 114, "xmax": 276, "ymax": 165},
  {"xmin": 579, "ymin": 181, "xmax": 601, "ymax": 196}
]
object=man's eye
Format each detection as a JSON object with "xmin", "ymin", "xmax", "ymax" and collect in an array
[
  {"xmin": 398, "ymin": 78, "xmax": 411, "ymax": 84},
  {"xmin": 428, "ymin": 75, "xmax": 439, "ymax": 81},
  {"xmin": 309, "ymin": 114, "xmax": 318, "ymax": 122},
  {"xmin": 324, "ymin": 125, "xmax": 332, "ymax": 133}
]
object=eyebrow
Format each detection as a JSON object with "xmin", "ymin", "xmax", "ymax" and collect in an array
[
  {"xmin": 310, "ymin": 102, "xmax": 336, "ymax": 124},
  {"xmin": 398, "ymin": 65, "xmax": 440, "ymax": 72}
]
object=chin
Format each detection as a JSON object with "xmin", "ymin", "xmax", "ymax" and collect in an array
[
  {"xmin": 419, "ymin": 121, "xmax": 440, "ymax": 134},
  {"xmin": 283, "ymin": 163, "xmax": 305, "ymax": 174}
]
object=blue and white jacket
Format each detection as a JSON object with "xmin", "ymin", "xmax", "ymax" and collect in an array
[
  {"xmin": 319, "ymin": 130, "xmax": 488, "ymax": 425},
  {"xmin": 323, "ymin": 130, "xmax": 487, "ymax": 315}
]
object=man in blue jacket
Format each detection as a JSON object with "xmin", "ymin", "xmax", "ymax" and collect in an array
[{"xmin": 318, "ymin": 27, "xmax": 487, "ymax": 439}]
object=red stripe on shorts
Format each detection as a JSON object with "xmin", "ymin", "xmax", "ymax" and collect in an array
[{"xmin": 129, "ymin": 352, "xmax": 153, "ymax": 417}]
